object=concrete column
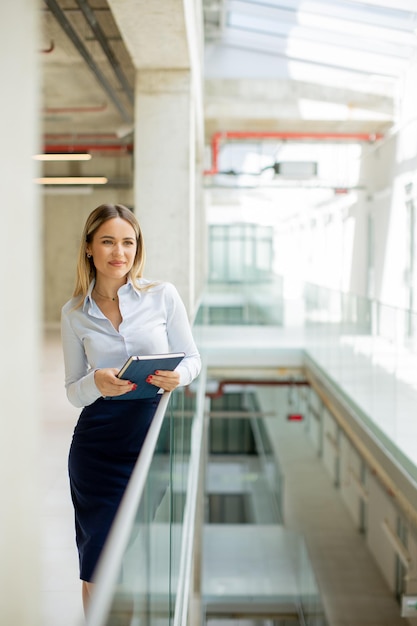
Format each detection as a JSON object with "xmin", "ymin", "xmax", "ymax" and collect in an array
[
  {"xmin": 134, "ymin": 69, "xmax": 197, "ymax": 314},
  {"xmin": 194, "ymin": 159, "xmax": 208, "ymax": 309},
  {"xmin": 0, "ymin": 1, "xmax": 41, "ymax": 623}
]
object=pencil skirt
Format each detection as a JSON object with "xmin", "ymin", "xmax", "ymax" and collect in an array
[{"xmin": 68, "ymin": 395, "xmax": 161, "ymax": 582}]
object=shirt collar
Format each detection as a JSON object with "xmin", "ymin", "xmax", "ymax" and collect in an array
[
  {"xmin": 82, "ymin": 280, "xmax": 95, "ymax": 312},
  {"xmin": 82, "ymin": 277, "xmax": 141, "ymax": 312}
]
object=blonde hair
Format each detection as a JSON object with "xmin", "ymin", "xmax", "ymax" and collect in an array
[{"xmin": 73, "ymin": 204, "xmax": 146, "ymax": 303}]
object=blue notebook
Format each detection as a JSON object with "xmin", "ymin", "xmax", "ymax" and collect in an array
[{"xmin": 108, "ymin": 352, "xmax": 185, "ymax": 400}]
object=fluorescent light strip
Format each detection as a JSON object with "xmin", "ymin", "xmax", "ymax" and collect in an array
[
  {"xmin": 35, "ymin": 176, "xmax": 108, "ymax": 185},
  {"xmin": 33, "ymin": 153, "xmax": 92, "ymax": 161}
]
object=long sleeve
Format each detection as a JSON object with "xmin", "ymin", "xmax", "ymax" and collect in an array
[{"xmin": 61, "ymin": 307, "xmax": 102, "ymax": 408}]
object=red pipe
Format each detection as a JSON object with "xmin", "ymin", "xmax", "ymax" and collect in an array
[
  {"xmin": 43, "ymin": 143, "xmax": 133, "ymax": 154},
  {"xmin": 204, "ymin": 378, "xmax": 309, "ymax": 399},
  {"xmin": 203, "ymin": 130, "xmax": 384, "ymax": 175},
  {"xmin": 42, "ymin": 130, "xmax": 383, "ymax": 163},
  {"xmin": 40, "ymin": 40, "xmax": 55, "ymax": 53}
]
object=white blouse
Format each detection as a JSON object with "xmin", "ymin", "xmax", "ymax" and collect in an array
[{"xmin": 61, "ymin": 278, "xmax": 201, "ymax": 407}]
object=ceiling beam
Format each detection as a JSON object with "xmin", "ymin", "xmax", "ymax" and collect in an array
[
  {"xmin": 74, "ymin": 0, "xmax": 134, "ymax": 105},
  {"xmin": 44, "ymin": 0, "xmax": 133, "ymax": 123}
]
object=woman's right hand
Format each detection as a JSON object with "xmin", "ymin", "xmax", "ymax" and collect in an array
[{"xmin": 94, "ymin": 368, "xmax": 137, "ymax": 397}]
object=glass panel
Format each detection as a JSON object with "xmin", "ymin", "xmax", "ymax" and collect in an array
[
  {"xmin": 208, "ymin": 223, "xmax": 274, "ymax": 285},
  {"xmin": 297, "ymin": 536, "xmax": 328, "ymax": 626},
  {"xmin": 169, "ymin": 388, "xmax": 195, "ymax": 621},
  {"xmin": 88, "ymin": 388, "xmax": 193, "ymax": 626},
  {"xmin": 227, "ymin": 237, "xmax": 244, "ymax": 282},
  {"xmin": 304, "ymin": 283, "xmax": 417, "ymax": 482},
  {"xmin": 197, "ymin": 277, "xmax": 417, "ymax": 483},
  {"xmin": 209, "ymin": 239, "xmax": 227, "ymax": 282}
]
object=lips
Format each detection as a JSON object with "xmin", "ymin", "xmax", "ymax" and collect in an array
[{"xmin": 109, "ymin": 261, "xmax": 125, "ymax": 267}]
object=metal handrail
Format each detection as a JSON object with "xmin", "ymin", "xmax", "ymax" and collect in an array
[
  {"xmin": 85, "ymin": 390, "xmax": 173, "ymax": 626},
  {"xmin": 173, "ymin": 363, "xmax": 207, "ymax": 626}
]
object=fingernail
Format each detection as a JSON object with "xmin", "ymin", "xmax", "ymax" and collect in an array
[
  {"xmin": 146, "ymin": 376, "xmax": 152, "ymax": 382},
  {"xmin": 131, "ymin": 383, "xmax": 137, "ymax": 390},
  {"xmin": 155, "ymin": 371, "xmax": 160, "ymax": 375}
]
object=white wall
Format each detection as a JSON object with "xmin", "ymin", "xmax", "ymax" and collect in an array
[
  {"xmin": 367, "ymin": 475, "xmax": 398, "ymax": 591},
  {"xmin": 358, "ymin": 133, "xmax": 412, "ymax": 307},
  {"xmin": 0, "ymin": 1, "xmax": 42, "ymax": 623},
  {"xmin": 339, "ymin": 433, "xmax": 362, "ymax": 528},
  {"xmin": 272, "ymin": 61, "xmax": 417, "ymax": 310},
  {"xmin": 304, "ymin": 385, "xmax": 417, "ymax": 600}
]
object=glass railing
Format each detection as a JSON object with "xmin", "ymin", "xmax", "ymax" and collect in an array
[
  {"xmin": 196, "ymin": 278, "xmax": 417, "ymax": 483},
  {"xmin": 247, "ymin": 392, "xmax": 284, "ymax": 523},
  {"xmin": 194, "ymin": 276, "xmax": 284, "ymax": 326},
  {"xmin": 201, "ymin": 523, "xmax": 328, "ymax": 624},
  {"xmin": 297, "ymin": 535, "xmax": 328, "ymax": 626},
  {"xmin": 304, "ymin": 283, "xmax": 417, "ymax": 482},
  {"xmin": 85, "ymin": 363, "xmax": 207, "ymax": 626},
  {"xmin": 84, "ymin": 277, "xmax": 417, "ymax": 625},
  {"xmin": 84, "ymin": 361, "xmax": 329, "ymax": 626}
]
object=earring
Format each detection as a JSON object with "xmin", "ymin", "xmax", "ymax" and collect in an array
[{"xmin": 87, "ymin": 253, "xmax": 92, "ymax": 258}]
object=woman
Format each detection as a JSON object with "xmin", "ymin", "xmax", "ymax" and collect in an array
[{"xmin": 61, "ymin": 203, "xmax": 201, "ymax": 612}]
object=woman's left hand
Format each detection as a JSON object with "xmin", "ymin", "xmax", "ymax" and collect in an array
[{"xmin": 147, "ymin": 369, "xmax": 180, "ymax": 392}]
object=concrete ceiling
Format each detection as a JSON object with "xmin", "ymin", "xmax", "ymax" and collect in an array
[
  {"xmin": 41, "ymin": 0, "xmax": 135, "ymax": 141},
  {"xmin": 40, "ymin": 0, "xmax": 417, "ymax": 183}
]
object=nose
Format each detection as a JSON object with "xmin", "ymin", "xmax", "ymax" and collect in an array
[{"xmin": 113, "ymin": 242, "xmax": 124, "ymax": 257}]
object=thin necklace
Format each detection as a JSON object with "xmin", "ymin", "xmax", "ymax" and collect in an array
[{"xmin": 93, "ymin": 287, "xmax": 118, "ymax": 301}]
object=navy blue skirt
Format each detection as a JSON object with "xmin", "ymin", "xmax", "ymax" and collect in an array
[{"xmin": 68, "ymin": 395, "xmax": 160, "ymax": 582}]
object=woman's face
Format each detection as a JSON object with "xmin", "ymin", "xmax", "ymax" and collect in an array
[{"xmin": 87, "ymin": 217, "xmax": 137, "ymax": 283}]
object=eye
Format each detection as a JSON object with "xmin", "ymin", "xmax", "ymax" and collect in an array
[
  {"xmin": 124, "ymin": 240, "xmax": 135, "ymax": 246},
  {"xmin": 102, "ymin": 239, "xmax": 113, "ymax": 245}
]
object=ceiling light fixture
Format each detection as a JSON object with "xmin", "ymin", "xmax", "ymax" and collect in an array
[
  {"xmin": 33, "ymin": 153, "xmax": 92, "ymax": 161},
  {"xmin": 34, "ymin": 176, "xmax": 108, "ymax": 185}
]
